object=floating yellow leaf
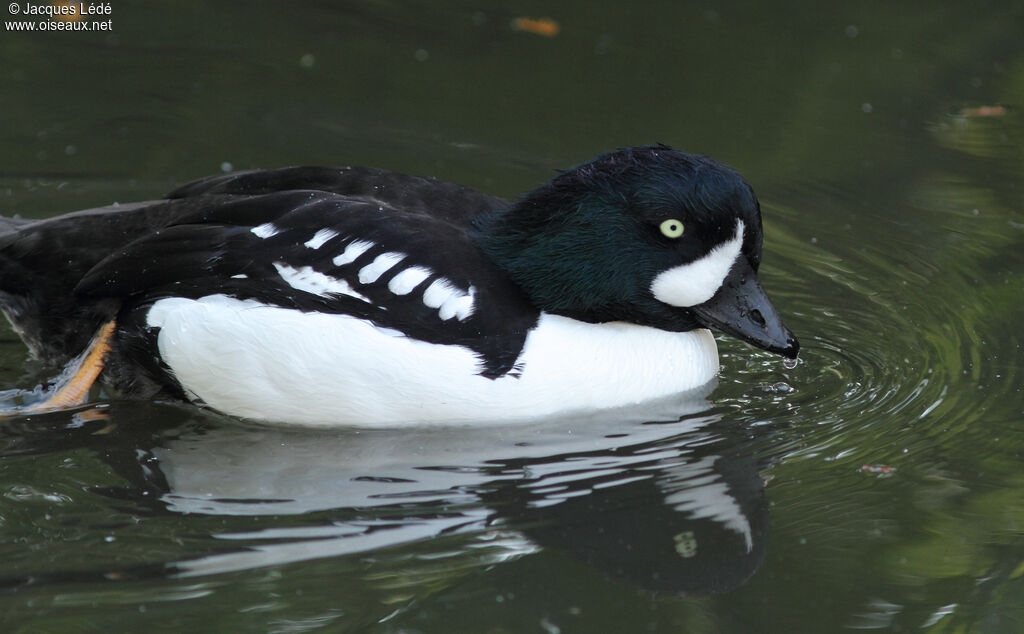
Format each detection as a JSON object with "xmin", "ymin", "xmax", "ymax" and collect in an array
[{"xmin": 512, "ymin": 17, "xmax": 560, "ymax": 37}]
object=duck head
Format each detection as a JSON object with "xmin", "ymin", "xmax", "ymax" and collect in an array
[{"xmin": 480, "ymin": 145, "xmax": 799, "ymax": 359}]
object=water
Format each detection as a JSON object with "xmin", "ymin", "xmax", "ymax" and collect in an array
[{"xmin": 2, "ymin": 2, "xmax": 1024, "ymax": 632}]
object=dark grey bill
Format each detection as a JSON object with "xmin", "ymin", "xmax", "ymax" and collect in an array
[{"xmin": 691, "ymin": 258, "xmax": 799, "ymax": 359}]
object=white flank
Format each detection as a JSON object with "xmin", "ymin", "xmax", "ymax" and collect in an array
[
  {"xmin": 251, "ymin": 222, "xmax": 281, "ymax": 239},
  {"xmin": 273, "ymin": 262, "xmax": 370, "ymax": 303},
  {"xmin": 422, "ymin": 277, "xmax": 461, "ymax": 308},
  {"xmin": 230, "ymin": 274, "xmax": 248, "ymax": 279},
  {"xmin": 332, "ymin": 240, "xmax": 374, "ymax": 266},
  {"xmin": 650, "ymin": 220, "xmax": 745, "ymax": 307},
  {"xmin": 387, "ymin": 266, "xmax": 433, "ymax": 295},
  {"xmin": 358, "ymin": 252, "xmax": 406, "ymax": 284},
  {"xmin": 145, "ymin": 295, "xmax": 719, "ymax": 427},
  {"xmin": 303, "ymin": 228, "xmax": 340, "ymax": 250}
]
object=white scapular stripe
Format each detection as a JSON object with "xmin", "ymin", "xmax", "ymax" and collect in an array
[
  {"xmin": 251, "ymin": 222, "xmax": 281, "ymax": 239},
  {"xmin": 332, "ymin": 240, "xmax": 374, "ymax": 266},
  {"xmin": 303, "ymin": 229, "xmax": 340, "ymax": 250},
  {"xmin": 274, "ymin": 262, "xmax": 370, "ymax": 303},
  {"xmin": 438, "ymin": 286, "xmax": 476, "ymax": 321},
  {"xmin": 145, "ymin": 295, "xmax": 720, "ymax": 427},
  {"xmin": 358, "ymin": 252, "xmax": 406, "ymax": 284},
  {"xmin": 650, "ymin": 220, "xmax": 745, "ymax": 308},
  {"xmin": 422, "ymin": 278, "xmax": 460, "ymax": 308},
  {"xmin": 387, "ymin": 266, "xmax": 433, "ymax": 295}
]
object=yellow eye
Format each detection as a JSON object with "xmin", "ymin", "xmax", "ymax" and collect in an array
[{"xmin": 659, "ymin": 218, "xmax": 685, "ymax": 239}]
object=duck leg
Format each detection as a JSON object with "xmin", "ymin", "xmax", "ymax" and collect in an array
[{"xmin": 12, "ymin": 320, "xmax": 116, "ymax": 413}]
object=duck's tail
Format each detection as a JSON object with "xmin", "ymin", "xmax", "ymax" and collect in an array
[
  {"xmin": 0, "ymin": 212, "xmax": 106, "ymax": 366},
  {"xmin": 0, "ymin": 201, "xmax": 184, "ymax": 366}
]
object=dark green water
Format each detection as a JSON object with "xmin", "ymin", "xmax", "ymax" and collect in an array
[{"xmin": 2, "ymin": 1, "xmax": 1023, "ymax": 632}]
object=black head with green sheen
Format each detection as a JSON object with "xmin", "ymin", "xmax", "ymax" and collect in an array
[{"xmin": 479, "ymin": 145, "xmax": 798, "ymax": 358}]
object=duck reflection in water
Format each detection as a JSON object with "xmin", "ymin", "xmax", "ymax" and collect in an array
[{"xmin": 52, "ymin": 388, "xmax": 771, "ymax": 598}]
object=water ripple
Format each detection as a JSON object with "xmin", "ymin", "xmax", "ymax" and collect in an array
[{"xmin": 715, "ymin": 197, "xmax": 1022, "ymax": 466}]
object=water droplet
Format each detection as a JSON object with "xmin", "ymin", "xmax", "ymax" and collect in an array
[{"xmin": 783, "ymin": 356, "xmax": 799, "ymax": 370}]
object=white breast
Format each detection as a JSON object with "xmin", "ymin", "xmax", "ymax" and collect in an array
[{"xmin": 145, "ymin": 295, "xmax": 720, "ymax": 427}]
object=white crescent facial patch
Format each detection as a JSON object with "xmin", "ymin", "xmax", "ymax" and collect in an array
[{"xmin": 650, "ymin": 220, "xmax": 745, "ymax": 308}]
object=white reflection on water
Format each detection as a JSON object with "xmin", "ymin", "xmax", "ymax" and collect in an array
[{"xmin": 147, "ymin": 382, "xmax": 767, "ymax": 596}]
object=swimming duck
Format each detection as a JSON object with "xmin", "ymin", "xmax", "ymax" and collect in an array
[{"xmin": 0, "ymin": 145, "xmax": 797, "ymax": 426}]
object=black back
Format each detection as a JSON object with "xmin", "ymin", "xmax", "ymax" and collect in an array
[{"xmin": 0, "ymin": 167, "xmax": 537, "ymax": 390}]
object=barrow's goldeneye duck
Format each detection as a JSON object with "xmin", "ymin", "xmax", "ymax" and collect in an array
[{"xmin": 0, "ymin": 145, "xmax": 798, "ymax": 426}]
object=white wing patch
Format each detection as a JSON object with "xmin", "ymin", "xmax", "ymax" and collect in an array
[
  {"xmin": 303, "ymin": 228, "xmax": 340, "ymax": 250},
  {"xmin": 263, "ymin": 233, "xmax": 470, "ymax": 319},
  {"xmin": 332, "ymin": 240, "xmax": 374, "ymax": 266},
  {"xmin": 422, "ymin": 278, "xmax": 475, "ymax": 321},
  {"xmin": 387, "ymin": 266, "xmax": 433, "ymax": 296},
  {"xmin": 422, "ymin": 278, "xmax": 460, "ymax": 308},
  {"xmin": 274, "ymin": 262, "xmax": 370, "ymax": 303},
  {"xmin": 251, "ymin": 222, "xmax": 281, "ymax": 239},
  {"xmin": 439, "ymin": 286, "xmax": 476, "ymax": 321},
  {"xmin": 358, "ymin": 252, "xmax": 406, "ymax": 284},
  {"xmin": 650, "ymin": 220, "xmax": 745, "ymax": 308}
]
